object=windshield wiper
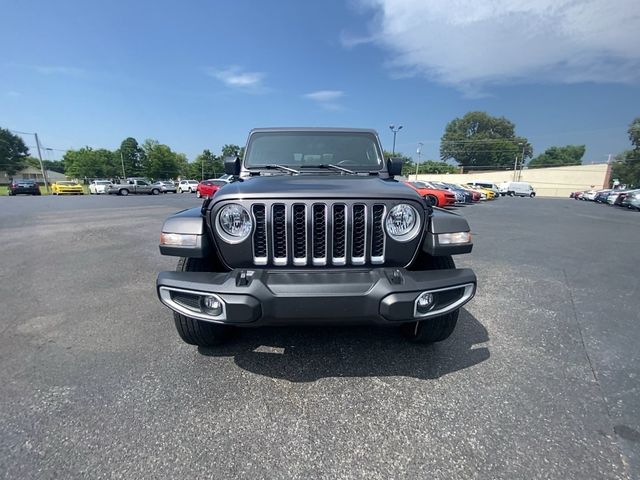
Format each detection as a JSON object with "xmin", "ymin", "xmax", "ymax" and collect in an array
[
  {"xmin": 253, "ymin": 164, "xmax": 300, "ymax": 174},
  {"xmin": 300, "ymin": 164, "xmax": 356, "ymax": 175}
]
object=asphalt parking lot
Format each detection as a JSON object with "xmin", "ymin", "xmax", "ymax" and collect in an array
[{"xmin": 0, "ymin": 194, "xmax": 638, "ymax": 479}]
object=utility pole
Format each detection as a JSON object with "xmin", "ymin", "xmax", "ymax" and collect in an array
[
  {"xmin": 34, "ymin": 133, "xmax": 50, "ymax": 193},
  {"xmin": 120, "ymin": 151, "xmax": 126, "ymax": 179},
  {"xmin": 514, "ymin": 142, "xmax": 525, "ymax": 181},
  {"xmin": 416, "ymin": 142, "xmax": 423, "ymax": 180},
  {"xmin": 519, "ymin": 143, "xmax": 526, "ymax": 181}
]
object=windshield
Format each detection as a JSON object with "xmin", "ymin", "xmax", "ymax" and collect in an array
[
  {"xmin": 58, "ymin": 181, "xmax": 78, "ymax": 186},
  {"xmin": 245, "ymin": 131, "xmax": 383, "ymax": 171}
]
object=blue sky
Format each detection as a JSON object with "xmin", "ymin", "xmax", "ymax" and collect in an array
[{"xmin": 1, "ymin": 0, "xmax": 639, "ymax": 164}]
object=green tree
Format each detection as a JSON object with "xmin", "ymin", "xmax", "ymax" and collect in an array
[
  {"xmin": 418, "ymin": 160, "xmax": 460, "ymax": 174},
  {"xmin": 221, "ymin": 144, "xmax": 242, "ymax": 158},
  {"xmin": 628, "ymin": 117, "xmax": 640, "ymax": 149},
  {"xmin": 611, "ymin": 118, "xmax": 640, "ymax": 187},
  {"xmin": 142, "ymin": 139, "xmax": 182, "ymax": 179},
  {"xmin": 118, "ymin": 137, "xmax": 145, "ymax": 177},
  {"xmin": 0, "ymin": 127, "xmax": 29, "ymax": 175},
  {"xmin": 440, "ymin": 111, "xmax": 532, "ymax": 170},
  {"xmin": 63, "ymin": 147, "xmax": 118, "ymax": 178},
  {"xmin": 195, "ymin": 149, "xmax": 223, "ymax": 179},
  {"xmin": 528, "ymin": 145, "xmax": 586, "ymax": 168}
]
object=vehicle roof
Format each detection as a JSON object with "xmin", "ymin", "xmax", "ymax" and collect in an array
[{"xmin": 249, "ymin": 127, "xmax": 379, "ymax": 135}]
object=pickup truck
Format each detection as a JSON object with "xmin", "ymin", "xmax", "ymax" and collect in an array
[{"xmin": 106, "ymin": 178, "xmax": 161, "ymax": 196}]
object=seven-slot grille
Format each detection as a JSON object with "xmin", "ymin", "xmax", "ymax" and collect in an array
[{"xmin": 251, "ymin": 202, "xmax": 387, "ymax": 266}]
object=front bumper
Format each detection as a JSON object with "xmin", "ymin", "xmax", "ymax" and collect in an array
[{"xmin": 157, "ymin": 267, "xmax": 476, "ymax": 326}]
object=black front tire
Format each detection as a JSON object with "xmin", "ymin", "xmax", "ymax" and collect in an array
[
  {"xmin": 401, "ymin": 255, "xmax": 459, "ymax": 344},
  {"xmin": 401, "ymin": 310, "xmax": 460, "ymax": 343},
  {"xmin": 427, "ymin": 195, "xmax": 439, "ymax": 207},
  {"xmin": 172, "ymin": 257, "xmax": 232, "ymax": 347}
]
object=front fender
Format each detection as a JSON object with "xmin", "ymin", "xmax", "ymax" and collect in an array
[
  {"xmin": 159, "ymin": 207, "xmax": 211, "ymax": 258},
  {"xmin": 422, "ymin": 208, "xmax": 473, "ymax": 256}
]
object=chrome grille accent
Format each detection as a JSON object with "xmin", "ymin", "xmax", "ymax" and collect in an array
[
  {"xmin": 332, "ymin": 204, "xmax": 347, "ymax": 265},
  {"xmin": 371, "ymin": 205, "xmax": 385, "ymax": 264},
  {"xmin": 252, "ymin": 204, "xmax": 267, "ymax": 265},
  {"xmin": 251, "ymin": 201, "xmax": 387, "ymax": 266},
  {"xmin": 312, "ymin": 204, "xmax": 327, "ymax": 266},
  {"xmin": 272, "ymin": 204, "xmax": 287, "ymax": 265},
  {"xmin": 292, "ymin": 204, "xmax": 307, "ymax": 265},
  {"xmin": 351, "ymin": 204, "xmax": 366, "ymax": 265}
]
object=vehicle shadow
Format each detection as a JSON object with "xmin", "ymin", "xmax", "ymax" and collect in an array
[{"xmin": 198, "ymin": 309, "xmax": 489, "ymax": 382}]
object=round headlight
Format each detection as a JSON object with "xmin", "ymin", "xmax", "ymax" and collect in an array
[
  {"xmin": 385, "ymin": 204, "xmax": 420, "ymax": 241},
  {"xmin": 217, "ymin": 204, "xmax": 252, "ymax": 243}
]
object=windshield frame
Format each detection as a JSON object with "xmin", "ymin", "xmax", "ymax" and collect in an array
[{"xmin": 243, "ymin": 130, "xmax": 385, "ymax": 173}]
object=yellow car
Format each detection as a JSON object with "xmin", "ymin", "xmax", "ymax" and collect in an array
[
  {"xmin": 462, "ymin": 184, "xmax": 496, "ymax": 200},
  {"xmin": 51, "ymin": 181, "xmax": 84, "ymax": 195}
]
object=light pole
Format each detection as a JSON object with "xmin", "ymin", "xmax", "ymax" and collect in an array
[
  {"xmin": 389, "ymin": 124, "xmax": 403, "ymax": 155},
  {"xmin": 120, "ymin": 151, "xmax": 126, "ymax": 179},
  {"xmin": 416, "ymin": 142, "xmax": 423, "ymax": 180}
]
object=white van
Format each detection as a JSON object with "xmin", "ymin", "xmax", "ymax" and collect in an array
[{"xmin": 499, "ymin": 181, "xmax": 535, "ymax": 197}]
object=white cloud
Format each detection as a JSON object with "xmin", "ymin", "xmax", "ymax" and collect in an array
[
  {"xmin": 304, "ymin": 90, "xmax": 344, "ymax": 102},
  {"xmin": 303, "ymin": 90, "xmax": 345, "ymax": 109},
  {"xmin": 348, "ymin": 0, "xmax": 640, "ymax": 92},
  {"xmin": 206, "ymin": 66, "xmax": 265, "ymax": 89}
]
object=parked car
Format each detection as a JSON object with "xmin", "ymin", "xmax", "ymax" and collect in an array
[
  {"xmin": 8, "ymin": 179, "xmax": 41, "ymax": 196},
  {"xmin": 51, "ymin": 181, "xmax": 84, "ymax": 195},
  {"xmin": 463, "ymin": 184, "xmax": 496, "ymax": 200},
  {"xmin": 455, "ymin": 185, "xmax": 481, "ymax": 202},
  {"xmin": 152, "ymin": 181, "xmax": 177, "ymax": 194},
  {"xmin": 429, "ymin": 181, "xmax": 473, "ymax": 204},
  {"xmin": 606, "ymin": 191, "xmax": 622, "ymax": 204},
  {"xmin": 404, "ymin": 181, "xmax": 456, "ymax": 207},
  {"xmin": 621, "ymin": 189, "xmax": 640, "ymax": 209},
  {"xmin": 89, "ymin": 180, "xmax": 111, "ymax": 194},
  {"xmin": 156, "ymin": 127, "xmax": 476, "ymax": 347},
  {"xmin": 468, "ymin": 181, "xmax": 500, "ymax": 197},
  {"xmin": 593, "ymin": 190, "xmax": 613, "ymax": 203},
  {"xmin": 179, "ymin": 180, "xmax": 199, "ymax": 193},
  {"xmin": 499, "ymin": 181, "xmax": 536, "ymax": 197},
  {"xmin": 607, "ymin": 190, "xmax": 631, "ymax": 206},
  {"xmin": 106, "ymin": 178, "xmax": 161, "ymax": 195},
  {"xmin": 196, "ymin": 179, "xmax": 228, "ymax": 199},
  {"xmin": 626, "ymin": 190, "xmax": 640, "ymax": 210}
]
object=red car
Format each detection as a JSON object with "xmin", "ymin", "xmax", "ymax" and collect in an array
[
  {"xmin": 196, "ymin": 179, "xmax": 228, "ymax": 199},
  {"xmin": 404, "ymin": 181, "xmax": 456, "ymax": 207}
]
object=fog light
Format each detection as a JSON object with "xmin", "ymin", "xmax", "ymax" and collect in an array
[
  {"xmin": 202, "ymin": 295, "xmax": 223, "ymax": 316},
  {"xmin": 416, "ymin": 292, "xmax": 435, "ymax": 314}
]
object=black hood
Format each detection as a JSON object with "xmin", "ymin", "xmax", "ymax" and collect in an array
[{"xmin": 213, "ymin": 175, "xmax": 424, "ymax": 202}]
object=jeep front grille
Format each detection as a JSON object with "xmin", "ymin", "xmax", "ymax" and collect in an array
[{"xmin": 250, "ymin": 202, "xmax": 387, "ymax": 267}]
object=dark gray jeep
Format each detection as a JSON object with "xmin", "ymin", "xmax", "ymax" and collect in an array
[{"xmin": 156, "ymin": 128, "xmax": 476, "ymax": 346}]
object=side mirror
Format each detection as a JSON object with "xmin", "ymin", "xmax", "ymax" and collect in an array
[
  {"xmin": 224, "ymin": 156, "xmax": 241, "ymax": 176},
  {"xmin": 387, "ymin": 157, "xmax": 403, "ymax": 177}
]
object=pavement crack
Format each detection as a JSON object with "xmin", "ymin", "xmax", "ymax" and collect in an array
[
  {"xmin": 562, "ymin": 268, "xmax": 600, "ymax": 386},
  {"xmin": 563, "ymin": 268, "xmax": 632, "ymax": 479}
]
